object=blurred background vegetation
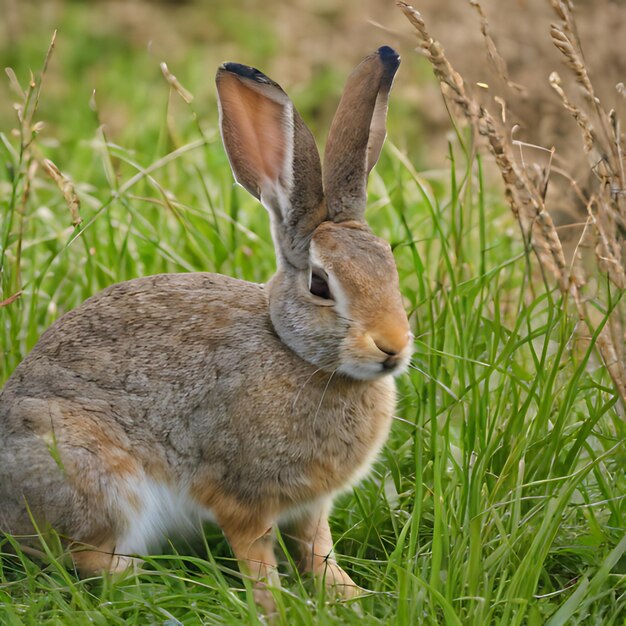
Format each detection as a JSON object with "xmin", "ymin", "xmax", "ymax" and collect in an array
[
  {"xmin": 0, "ymin": 0, "xmax": 429, "ymax": 164},
  {"xmin": 2, "ymin": 0, "xmax": 625, "ymax": 248},
  {"xmin": 2, "ymin": 0, "xmax": 624, "ymax": 162}
]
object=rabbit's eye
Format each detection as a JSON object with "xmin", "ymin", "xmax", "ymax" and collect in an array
[{"xmin": 310, "ymin": 270, "xmax": 332, "ymax": 300}]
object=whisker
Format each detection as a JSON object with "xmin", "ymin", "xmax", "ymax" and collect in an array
[
  {"xmin": 392, "ymin": 414, "xmax": 418, "ymax": 427},
  {"xmin": 313, "ymin": 369, "xmax": 336, "ymax": 431},
  {"xmin": 409, "ymin": 363, "xmax": 459, "ymax": 401},
  {"xmin": 335, "ymin": 313, "xmax": 355, "ymax": 325},
  {"xmin": 291, "ymin": 367, "xmax": 325, "ymax": 411}
]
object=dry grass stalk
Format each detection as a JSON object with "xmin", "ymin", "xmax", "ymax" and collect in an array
[
  {"xmin": 41, "ymin": 159, "xmax": 82, "ymax": 227},
  {"xmin": 548, "ymin": 72, "xmax": 593, "ymax": 152},
  {"xmin": 160, "ymin": 62, "xmax": 194, "ymax": 104},
  {"xmin": 468, "ymin": 0, "xmax": 527, "ymax": 97},
  {"xmin": 397, "ymin": 0, "xmax": 626, "ymax": 407},
  {"xmin": 397, "ymin": 1, "xmax": 569, "ymax": 290},
  {"xmin": 549, "ymin": 1, "xmax": 626, "ymax": 400},
  {"xmin": 0, "ymin": 291, "xmax": 23, "ymax": 309},
  {"xmin": 2, "ymin": 31, "xmax": 65, "ymax": 303}
]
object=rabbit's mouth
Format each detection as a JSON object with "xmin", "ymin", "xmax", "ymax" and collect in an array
[{"xmin": 337, "ymin": 333, "xmax": 413, "ymax": 381}]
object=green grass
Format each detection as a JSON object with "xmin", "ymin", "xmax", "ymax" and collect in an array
[{"xmin": 2, "ymin": 15, "xmax": 626, "ymax": 626}]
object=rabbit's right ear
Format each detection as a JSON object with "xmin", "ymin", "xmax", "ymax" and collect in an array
[{"xmin": 216, "ymin": 63, "xmax": 326, "ymax": 269}]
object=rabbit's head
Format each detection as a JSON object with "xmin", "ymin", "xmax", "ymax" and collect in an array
[{"xmin": 216, "ymin": 47, "xmax": 412, "ymax": 381}]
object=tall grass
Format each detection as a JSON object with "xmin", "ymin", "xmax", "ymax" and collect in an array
[{"xmin": 1, "ymin": 14, "xmax": 625, "ymax": 626}]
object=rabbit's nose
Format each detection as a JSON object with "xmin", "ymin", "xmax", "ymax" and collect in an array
[
  {"xmin": 375, "ymin": 343, "xmax": 398, "ymax": 357},
  {"xmin": 371, "ymin": 328, "xmax": 410, "ymax": 357}
]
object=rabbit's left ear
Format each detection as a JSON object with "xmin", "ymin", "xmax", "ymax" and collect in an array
[
  {"xmin": 323, "ymin": 46, "xmax": 400, "ymax": 223},
  {"xmin": 216, "ymin": 63, "xmax": 326, "ymax": 269}
]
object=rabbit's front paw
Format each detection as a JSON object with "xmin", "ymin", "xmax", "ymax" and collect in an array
[
  {"xmin": 253, "ymin": 583, "xmax": 278, "ymax": 616},
  {"xmin": 319, "ymin": 560, "xmax": 364, "ymax": 600}
]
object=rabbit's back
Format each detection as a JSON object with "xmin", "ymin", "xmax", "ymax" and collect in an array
[{"xmin": 3, "ymin": 273, "xmax": 267, "ymax": 406}]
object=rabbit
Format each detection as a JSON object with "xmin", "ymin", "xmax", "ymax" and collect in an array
[{"xmin": 0, "ymin": 45, "xmax": 412, "ymax": 610}]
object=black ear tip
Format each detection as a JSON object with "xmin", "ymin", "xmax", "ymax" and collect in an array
[
  {"xmin": 377, "ymin": 45, "xmax": 401, "ymax": 71},
  {"xmin": 219, "ymin": 62, "xmax": 273, "ymax": 85}
]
